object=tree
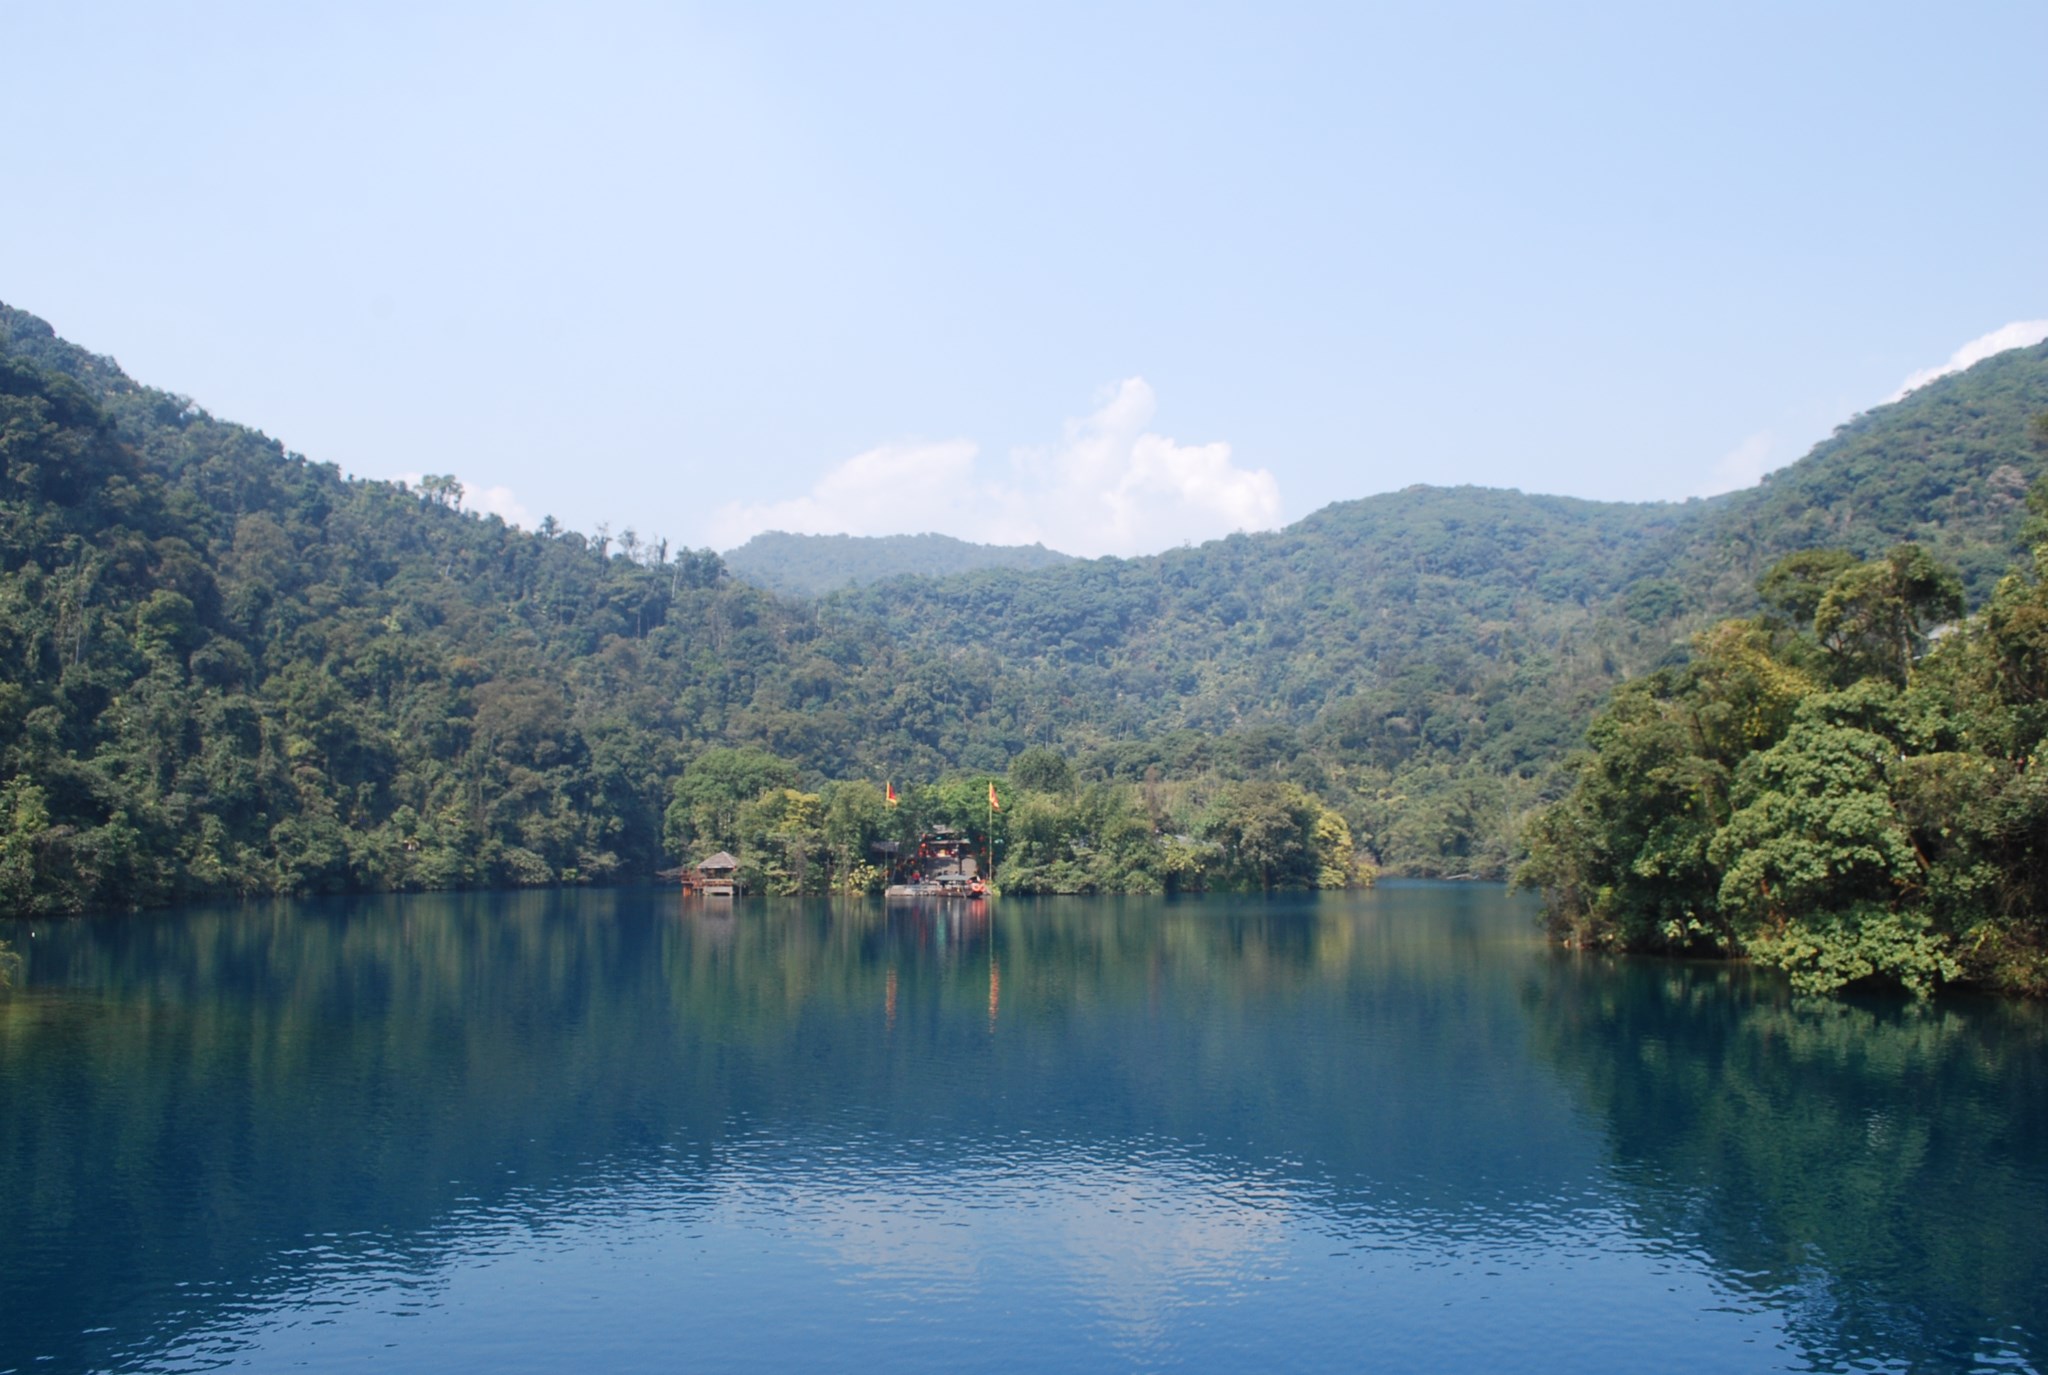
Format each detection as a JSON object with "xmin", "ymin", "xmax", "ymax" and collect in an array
[
  {"xmin": 1814, "ymin": 545, "xmax": 1965, "ymax": 686},
  {"xmin": 663, "ymin": 748, "xmax": 799, "ymax": 857},
  {"xmin": 1708, "ymin": 706, "xmax": 1957, "ymax": 995},
  {"xmin": 1008, "ymin": 746, "xmax": 1075, "ymax": 795},
  {"xmin": 1516, "ymin": 622, "xmax": 1816, "ymax": 951},
  {"xmin": 419, "ymin": 474, "xmax": 464, "ymax": 510},
  {"xmin": 737, "ymin": 787, "xmax": 825, "ymax": 894},
  {"xmin": 1200, "ymin": 782, "xmax": 1319, "ymax": 891},
  {"xmin": 821, "ymin": 781, "xmax": 889, "ymax": 892},
  {"xmin": 1758, "ymin": 549, "xmax": 1860, "ymax": 627}
]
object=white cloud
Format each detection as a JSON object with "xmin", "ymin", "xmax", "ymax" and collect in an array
[
  {"xmin": 1889, "ymin": 319, "xmax": 2048, "ymax": 402},
  {"xmin": 1696, "ymin": 431, "xmax": 1780, "ymax": 497},
  {"xmin": 715, "ymin": 379, "xmax": 1283, "ymax": 558},
  {"xmin": 751, "ymin": 1155, "xmax": 1293, "ymax": 1344},
  {"xmin": 390, "ymin": 472, "xmax": 534, "ymax": 529},
  {"xmin": 1690, "ymin": 319, "xmax": 2048, "ymax": 501},
  {"xmin": 711, "ymin": 438, "xmax": 983, "ymax": 542},
  {"xmin": 468, "ymin": 483, "xmax": 534, "ymax": 529}
]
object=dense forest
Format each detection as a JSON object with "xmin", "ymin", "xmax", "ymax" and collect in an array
[
  {"xmin": 1521, "ymin": 492, "xmax": 2048, "ymax": 996},
  {"xmin": 658, "ymin": 746, "xmax": 1359, "ymax": 896},
  {"xmin": 4, "ymin": 298, "xmax": 2047, "ymax": 958},
  {"xmin": 0, "ymin": 303, "xmax": 1360, "ymax": 911},
  {"xmin": 819, "ymin": 343, "xmax": 2048, "ymax": 879},
  {"xmin": 723, "ymin": 530, "xmax": 1073, "ymax": 597}
]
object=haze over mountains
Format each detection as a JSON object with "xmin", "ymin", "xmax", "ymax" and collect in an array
[
  {"xmin": 722, "ymin": 530, "xmax": 1074, "ymax": 597},
  {"xmin": 2, "ymin": 299, "xmax": 2043, "ymax": 910}
]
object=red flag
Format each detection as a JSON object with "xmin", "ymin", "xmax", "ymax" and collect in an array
[
  {"xmin": 988, "ymin": 781, "xmax": 1001, "ymax": 812},
  {"xmin": 886, "ymin": 781, "xmax": 898, "ymax": 807}
]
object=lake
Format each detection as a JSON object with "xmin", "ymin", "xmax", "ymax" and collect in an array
[{"xmin": 1, "ymin": 884, "xmax": 2043, "ymax": 1373}]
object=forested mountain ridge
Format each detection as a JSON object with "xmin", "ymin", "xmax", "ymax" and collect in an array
[
  {"xmin": 823, "ymin": 487, "xmax": 1714, "ymax": 874},
  {"xmin": 0, "ymin": 303, "xmax": 1042, "ymax": 910},
  {"xmin": 723, "ymin": 530, "xmax": 1073, "ymax": 596},
  {"xmin": 1625, "ymin": 341, "xmax": 2048, "ymax": 617},
  {"xmin": 4, "ymin": 299, "xmax": 2046, "ymax": 911},
  {"xmin": 824, "ymin": 342, "xmax": 2048, "ymax": 873},
  {"xmin": 0, "ymin": 301, "xmax": 1373, "ymax": 908}
]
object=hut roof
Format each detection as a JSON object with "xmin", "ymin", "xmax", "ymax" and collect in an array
[{"xmin": 697, "ymin": 851, "xmax": 740, "ymax": 873}]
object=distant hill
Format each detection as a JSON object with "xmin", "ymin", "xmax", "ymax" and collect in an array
[
  {"xmin": 825, "ymin": 343, "xmax": 2048, "ymax": 874},
  {"xmin": 1638, "ymin": 342, "xmax": 2048, "ymax": 613},
  {"xmin": 723, "ymin": 530, "xmax": 1075, "ymax": 596},
  {"xmin": 2, "ymin": 297, "xmax": 2043, "ymax": 901},
  {"xmin": 825, "ymin": 486, "xmax": 1712, "ymax": 875}
]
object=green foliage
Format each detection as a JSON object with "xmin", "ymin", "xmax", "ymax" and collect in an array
[
  {"xmin": 1758, "ymin": 548, "xmax": 1860, "ymax": 626},
  {"xmin": 1199, "ymin": 781, "xmax": 1326, "ymax": 892},
  {"xmin": 834, "ymin": 486, "xmax": 1706, "ymax": 878},
  {"xmin": 1742, "ymin": 906, "xmax": 1960, "ymax": 998},
  {"xmin": 665, "ymin": 748, "xmax": 800, "ymax": 855},
  {"xmin": 1517, "ymin": 620, "xmax": 1817, "ymax": 952},
  {"xmin": 1711, "ymin": 713, "xmax": 1921, "ymax": 922},
  {"xmin": 734, "ymin": 787, "xmax": 826, "ymax": 895},
  {"xmin": 1525, "ymin": 530, "xmax": 2048, "ymax": 996},
  {"xmin": 647, "ymin": 758, "xmax": 1368, "ymax": 898},
  {"xmin": 1812, "ymin": 544, "xmax": 1965, "ymax": 685},
  {"xmin": 1007, "ymin": 746, "xmax": 1075, "ymax": 795},
  {"xmin": 4, "ymin": 298, "xmax": 2046, "ymax": 918},
  {"xmin": 994, "ymin": 779, "xmax": 1173, "ymax": 894}
]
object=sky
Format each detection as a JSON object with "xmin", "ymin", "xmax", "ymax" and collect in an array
[{"xmin": 4, "ymin": 1, "xmax": 2045, "ymax": 558}]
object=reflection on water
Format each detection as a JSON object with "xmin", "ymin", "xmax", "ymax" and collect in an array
[
  {"xmin": 0, "ymin": 887, "xmax": 2041, "ymax": 1373},
  {"xmin": 1528, "ymin": 957, "xmax": 2048, "ymax": 1372}
]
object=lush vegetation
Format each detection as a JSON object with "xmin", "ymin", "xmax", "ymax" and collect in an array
[
  {"xmin": 1657, "ymin": 349, "xmax": 2048, "ymax": 612},
  {"xmin": 722, "ymin": 529, "xmax": 1073, "ymax": 597},
  {"xmin": 1520, "ymin": 482, "xmax": 2048, "ymax": 995},
  {"xmin": 0, "ymin": 334, "xmax": 721, "ymax": 910},
  {"xmin": 658, "ymin": 744, "xmax": 1362, "ymax": 896},
  {"xmin": 0, "ymin": 304, "xmax": 1363, "ymax": 912},
  {"xmin": 5, "ymin": 295, "xmax": 2047, "ymax": 945},
  {"xmin": 826, "ymin": 487, "xmax": 1711, "ymax": 880}
]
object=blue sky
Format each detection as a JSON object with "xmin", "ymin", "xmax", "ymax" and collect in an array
[{"xmin": 5, "ymin": 1, "xmax": 2045, "ymax": 556}]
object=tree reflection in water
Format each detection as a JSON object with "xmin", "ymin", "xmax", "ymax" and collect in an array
[
  {"xmin": 0, "ymin": 888, "xmax": 2040, "ymax": 1372},
  {"xmin": 1525, "ymin": 953, "xmax": 2047, "ymax": 1370}
]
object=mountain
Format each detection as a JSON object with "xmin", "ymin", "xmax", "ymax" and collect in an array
[
  {"xmin": 815, "ymin": 344, "xmax": 2047, "ymax": 873},
  {"xmin": 820, "ymin": 486, "xmax": 1711, "ymax": 874},
  {"xmin": 723, "ymin": 530, "xmax": 1074, "ymax": 596},
  {"xmin": 0, "ymin": 303, "xmax": 937, "ymax": 910},
  {"xmin": 1633, "ymin": 342, "xmax": 2048, "ymax": 616},
  {"xmin": 2, "ymin": 299, "xmax": 2044, "ymax": 909}
]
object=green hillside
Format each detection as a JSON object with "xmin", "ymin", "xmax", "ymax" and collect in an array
[
  {"xmin": 827, "ymin": 487, "xmax": 1710, "ymax": 875},
  {"xmin": 0, "ymin": 303, "xmax": 1355, "ymax": 908},
  {"xmin": 1522, "ymin": 520, "xmax": 2048, "ymax": 997},
  {"xmin": 723, "ymin": 529, "xmax": 1073, "ymax": 596},
  {"xmin": 1632, "ymin": 341, "xmax": 2048, "ymax": 616},
  {"xmin": 0, "ymin": 304, "xmax": 1022, "ymax": 910},
  {"xmin": 4, "ymin": 300, "xmax": 2046, "ymax": 912},
  {"xmin": 826, "ymin": 344, "xmax": 2048, "ymax": 874}
]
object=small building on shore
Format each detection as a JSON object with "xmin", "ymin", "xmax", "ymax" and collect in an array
[
  {"xmin": 693, "ymin": 851, "xmax": 741, "ymax": 898},
  {"xmin": 659, "ymin": 851, "xmax": 745, "ymax": 898}
]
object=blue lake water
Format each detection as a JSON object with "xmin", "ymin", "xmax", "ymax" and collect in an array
[{"xmin": 1, "ymin": 884, "xmax": 2043, "ymax": 1373}]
